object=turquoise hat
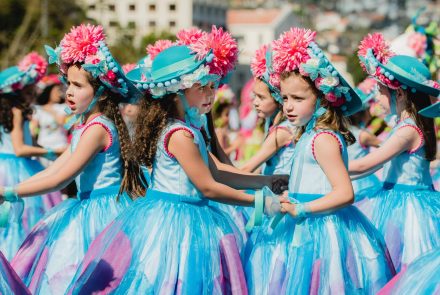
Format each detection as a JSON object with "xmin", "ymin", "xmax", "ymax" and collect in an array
[
  {"xmin": 0, "ymin": 52, "xmax": 48, "ymax": 94},
  {"xmin": 419, "ymin": 101, "xmax": 440, "ymax": 118},
  {"xmin": 379, "ymin": 55, "xmax": 440, "ymax": 97},
  {"xmin": 128, "ymin": 45, "xmax": 219, "ymax": 98}
]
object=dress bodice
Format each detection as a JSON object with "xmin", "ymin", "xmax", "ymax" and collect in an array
[
  {"xmin": 150, "ymin": 120, "xmax": 208, "ymax": 199},
  {"xmin": 70, "ymin": 115, "xmax": 122, "ymax": 194},
  {"xmin": 382, "ymin": 118, "xmax": 432, "ymax": 187}
]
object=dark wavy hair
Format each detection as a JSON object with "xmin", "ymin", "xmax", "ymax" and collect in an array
[{"xmin": 0, "ymin": 91, "xmax": 33, "ymax": 143}]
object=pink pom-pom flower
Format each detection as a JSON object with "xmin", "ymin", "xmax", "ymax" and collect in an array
[
  {"xmin": 250, "ymin": 44, "xmax": 268, "ymax": 78},
  {"xmin": 358, "ymin": 33, "xmax": 394, "ymax": 66},
  {"xmin": 18, "ymin": 52, "xmax": 48, "ymax": 80},
  {"xmin": 60, "ymin": 24, "xmax": 105, "ymax": 64},
  {"xmin": 146, "ymin": 39, "xmax": 174, "ymax": 60},
  {"xmin": 407, "ymin": 32, "xmax": 427, "ymax": 57},
  {"xmin": 176, "ymin": 28, "xmax": 207, "ymax": 46},
  {"xmin": 272, "ymin": 28, "xmax": 316, "ymax": 73},
  {"xmin": 358, "ymin": 78, "xmax": 377, "ymax": 94},
  {"xmin": 190, "ymin": 25, "xmax": 238, "ymax": 77}
]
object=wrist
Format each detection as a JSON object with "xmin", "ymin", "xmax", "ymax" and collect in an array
[
  {"xmin": 3, "ymin": 186, "xmax": 18, "ymax": 202},
  {"xmin": 295, "ymin": 202, "xmax": 310, "ymax": 218},
  {"xmin": 45, "ymin": 148, "xmax": 56, "ymax": 160}
]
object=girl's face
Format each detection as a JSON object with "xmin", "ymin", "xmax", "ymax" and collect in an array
[
  {"xmin": 65, "ymin": 66, "xmax": 95, "ymax": 115},
  {"xmin": 252, "ymin": 79, "xmax": 278, "ymax": 119},
  {"xmin": 184, "ymin": 81, "xmax": 215, "ymax": 114},
  {"xmin": 376, "ymin": 84, "xmax": 391, "ymax": 114},
  {"xmin": 281, "ymin": 74, "xmax": 317, "ymax": 127},
  {"xmin": 49, "ymin": 85, "xmax": 64, "ymax": 104}
]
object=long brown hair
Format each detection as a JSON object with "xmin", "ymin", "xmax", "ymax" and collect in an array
[
  {"xmin": 281, "ymin": 71, "xmax": 355, "ymax": 145},
  {"xmin": 0, "ymin": 92, "xmax": 33, "ymax": 143},
  {"xmin": 133, "ymin": 93, "xmax": 178, "ymax": 169},
  {"xmin": 403, "ymin": 89, "xmax": 436, "ymax": 161},
  {"xmin": 71, "ymin": 63, "xmax": 147, "ymax": 199}
]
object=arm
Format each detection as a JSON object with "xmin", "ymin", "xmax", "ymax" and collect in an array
[
  {"xmin": 349, "ymin": 126, "xmax": 420, "ymax": 175},
  {"xmin": 169, "ymin": 130, "xmax": 254, "ymax": 206},
  {"xmin": 10, "ymin": 108, "xmax": 50, "ymax": 157},
  {"xmin": 282, "ymin": 133, "xmax": 353, "ymax": 216},
  {"xmin": 19, "ymin": 147, "xmax": 72, "ymax": 185},
  {"xmin": 359, "ymin": 130, "xmax": 381, "ymax": 148},
  {"xmin": 240, "ymin": 128, "xmax": 292, "ymax": 173},
  {"xmin": 2, "ymin": 124, "xmax": 109, "ymax": 197}
]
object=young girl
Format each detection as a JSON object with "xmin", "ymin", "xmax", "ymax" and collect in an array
[
  {"xmin": 241, "ymin": 44, "xmax": 295, "ymax": 176},
  {"xmin": 348, "ymin": 78, "xmax": 382, "ymax": 203},
  {"xmin": 0, "ymin": 24, "xmax": 145, "ymax": 294},
  {"xmin": 0, "ymin": 52, "xmax": 63, "ymax": 260},
  {"xmin": 32, "ymin": 74, "xmax": 68, "ymax": 167},
  {"xmin": 245, "ymin": 28, "xmax": 395, "ymax": 294},
  {"xmin": 67, "ymin": 33, "xmax": 283, "ymax": 294},
  {"xmin": 349, "ymin": 33, "xmax": 440, "ymax": 272}
]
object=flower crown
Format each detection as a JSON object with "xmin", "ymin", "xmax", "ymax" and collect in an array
[
  {"xmin": 45, "ymin": 24, "xmax": 136, "ymax": 99},
  {"xmin": 130, "ymin": 26, "xmax": 238, "ymax": 98},
  {"xmin": 0, "ymin": 52, "xmax": 48, "ymax": 94},
  {"xmin": 272, "ymin": 28, "xmax": 354, "ymax": 109},
  {"xmin": 358, "ymin": 33, "xmax": 400, "ymax": 89},
  {"xmin": 250, "ymin": 44, "xmax": 282, "ymax": 103}
]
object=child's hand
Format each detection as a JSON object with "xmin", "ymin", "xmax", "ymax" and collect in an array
[{"xmin": 280, "ymin": 202, "xmax": 297, "ymax": 216}]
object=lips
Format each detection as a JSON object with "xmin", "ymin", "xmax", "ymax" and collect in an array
[{"xmin": 66, "ymin": 99, "xmax": 76, "ymax": 109}]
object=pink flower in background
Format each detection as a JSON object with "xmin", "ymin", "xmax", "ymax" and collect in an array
[
  {"xmin": 358, "ymin": 78, "xmax": 377, "ymax": 94},
  {"xmin": 407, "ymin": 32, "xmax": 427, "ymax": 57},
  {"xmin": 60, "ymin": 24, "xmax": 105, "ymax": 64},
  {"xmin": 269, "ymin": 72, "xmax": 280, "ymax": 88},
  {"xmin": 358, "ymin": 33, "xmax": 394, "ymax": 66},
  {"xmin": 191, "ymin": 25, "xmax": 238, "ymax": 77},
  {"xmin": 146, "ymin": 39, "xmax": 174, "ymax": 60},
  {"xmin": 122, "ymin": 63, "xmax": 136, "ymax": 74},
  {"xmin": 272, "ymin": 28, "xmax": 316, "ymax": 73},
  {"xmin": 250, "ymin": 44, "xmax": 268, "ymax": 78},
  {"xmin": 176, "ymin": 28, "xmax": 207, "ymax": 46},
  {"xmin": 18, "ymin": 52, "xmax": 48, "ymax": 79}
]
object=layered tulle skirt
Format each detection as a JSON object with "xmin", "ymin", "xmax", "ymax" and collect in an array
[
  {"xmin": 378, "ymin": 247, "xmax": 440, "ymax": 295},
  {"xmin": 10, "ymin": 185, "xmax": 131, "ymax": 295},
  {"xmin": 244, "ymin": 194, "xmax": 395, "ymax": 295},
  {"xmin": 356, "ymin": 183, "xmax": 440, "ymax": 272},
  {"xmin": 0, "ymin": 154, "xmax": 62, "ymax": 260},
  {"xmin": 0, "ymin": 251, "xmax": 30, "ymax": 295},
  {"xmin": 67, "ymin": 189, "xmax": 247, "ymax": 295},
  {"xmin": 352, "ymin": 173, "xmax": 381, "ymax": 203}
]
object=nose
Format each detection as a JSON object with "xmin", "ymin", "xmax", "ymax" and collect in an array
[
  {"xmin": 66, "ymin": 85, "xmax": 73, "ymax": 98},
  {"xmin": 284, "ymin": 99, "xmax": 293, "ymax": 111}
]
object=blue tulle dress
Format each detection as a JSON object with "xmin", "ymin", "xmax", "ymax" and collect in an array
[
  {"xmin": 378, "ymin": 247, "xmax": 440, "ymax": 295},
  {"xmin": 245, "ymin": 128, "xmax": 395, "ymax": 294},
  {"xmin": 0, "ymin": 121, "xmax": 62, "ymax": 260},
  {"xmin": 10, "ymin": 115, "xmax": 132, "ymax": 294},
  {"xmin": 66, "ymin": 119, "xmax": 247, "ymax": 294},
  {"xmin": 0, "ymin": 251, "xmax": 30, "ymax": 294},
  {"xmin": 347, "ymin": 126, "xmax": 381, "ymax": 203},
  {"xmin": 356, "ymin": 118, "xmax": 440, "ymax": 272}
]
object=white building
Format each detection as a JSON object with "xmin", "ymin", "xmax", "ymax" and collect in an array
[
  {"xmin": 226, "ymin": 4, "xmax": 300, "ymax": 94},
  {"xmin": 78, "ymin": 0, "xmax": 228, "ymax": 45}
]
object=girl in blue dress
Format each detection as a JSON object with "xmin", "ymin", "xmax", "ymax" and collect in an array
[
  {"xmin": 0, "ymin": 24, "xmax": 145, "ymax": 294},
  {"xmin": 241, "ymin": 44, "xmax": 295, "ymax": 176},
  {"xmin": 67, "ymin": 29, "xmax": 283, "ymax": 294},
  {"xmin": 245, "ymin": 27, "xmax": 395, "ymax": 294},
  {"xmin": 0, "ymin": 52, "xmax": 63, "ymax": 260},
  {"xmin": 350, "ymin": 33, "xmax": 440, "ymax": 271}
]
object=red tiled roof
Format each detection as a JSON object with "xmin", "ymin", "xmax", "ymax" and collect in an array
[{"xmin": 227, "ymin": 9, "xmax": 281, "ymax": 25}]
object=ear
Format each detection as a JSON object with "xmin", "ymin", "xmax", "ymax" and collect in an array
[{"xmin": 395, "ymin": 87, "xmax": 407, "ymax": 102}]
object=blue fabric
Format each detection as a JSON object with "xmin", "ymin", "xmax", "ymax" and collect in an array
[
  {"xmin": 66, "ymin": 120, "xmax": 247, "ymax": 294},
  {"xmin": 11, "ymin": 115, "xmax": 131, "ymax": 294},
  {"xmin": 245, "ymin": 128, "xmax": 395, "ymax": 294},
  {"xmin": 0, "ymin": 122, "xmax": 61, "ymax": 260},
  {"xmin": 357, "ymin": 118, "xmax": 440, "ymax": 272}
]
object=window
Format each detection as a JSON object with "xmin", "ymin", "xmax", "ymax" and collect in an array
[
  {"xmin": 149, "ymin": 4, "xmax": 156, "ymax": 11},
  {"xmin": 109, "ymin": 21, "xmax": 119, "ymax": 27},
  {"xmin": 88, "ymin": 4, "xmax": 96, "ymax": 10},
  {"xmin": 108, "ymin": 4, "xmax": 115, "ymax": 11},
  {"xmin": 128, "ymin": 21, "xmax": 136, "ymax": 29},
  {"xmin": 169, "ymin": 20, "xmax": 176, "ymax": 27},
  {"xmin": 169, "ymin": 4, "xmax": 176, "ymax": 11},
  {"xmin": 149, "ymin": 20, "xmax": 156, "ymax": 27},
  {"xmin": 129, "ymin": 4, "xmax": 135, "ymax": 11}
]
